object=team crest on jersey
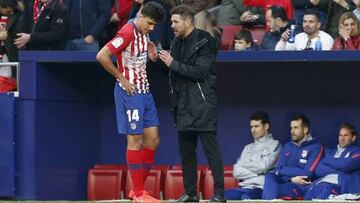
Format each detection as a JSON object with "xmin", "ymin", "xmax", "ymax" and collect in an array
[
  {"xmin": 301, "ymin": 150, "xmax": 308, "ymax": 158},
  {"xmin": 112, "ymin": 37, "xmax": 124, "ymax": 48},
  {"xmin": 345, "ymin": 152, "xmax": 350, "ymax": 158},
  {"xmin": 130, "ymin": 123, "xmax": 137, "ymax": 130}
]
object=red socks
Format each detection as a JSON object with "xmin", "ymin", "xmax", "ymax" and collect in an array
[
  {"xmin": 126, "ymin": 149, "xmax": 143, "ymax": 196},
  {"xmin": 141, "ymin": 147, "xmax": 155, "ymax": 183},
  {"xmin": 127, "ymin": 147, "xmax": 156, "ymax": 196}
]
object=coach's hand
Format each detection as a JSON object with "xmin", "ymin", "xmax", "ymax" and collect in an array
[
  {"xmin": 117, "ymin": 78, "xmax": 136, "ymax": 96},
  {"xmin": 159, "ymin": 50, "xmax": 173, "ymax": 67}
]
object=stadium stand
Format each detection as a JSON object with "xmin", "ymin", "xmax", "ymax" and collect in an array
[{"xmin": 87, "ymin": 168, "xmax": 123, "ymax": 200}]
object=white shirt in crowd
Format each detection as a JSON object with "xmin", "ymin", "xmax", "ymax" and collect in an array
[
  {"xmin": 275, "ymin": 31, "xmax": 334, "ymax": 51},
  {"xmin": 354, "ymin": 9, "xmax": 360, "ymax": 21}
]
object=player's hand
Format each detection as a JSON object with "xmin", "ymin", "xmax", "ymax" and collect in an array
[
  {"xmin": 147, "ymin": 41, "xmax": 158, "ymax": 62},
  {"xmin": 159, "ymin": 50, "xmax": 173, "ymax": 67},
  {"xmin": 117, "ymin": 78, "xmax": 136, "ymax": 96},
  {"xmin": 290, "ymin": 176, "xmax": 311, "ymax": 185}
]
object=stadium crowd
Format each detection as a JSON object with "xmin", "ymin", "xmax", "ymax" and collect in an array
[{"xmin": 0, "ymin": 0, "xmax": 359, "ymax": 91}]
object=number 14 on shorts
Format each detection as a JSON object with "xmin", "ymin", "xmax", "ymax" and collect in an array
[{"xmin": 126, "ymin": 109, "xmax": 140, "ymax": 122}]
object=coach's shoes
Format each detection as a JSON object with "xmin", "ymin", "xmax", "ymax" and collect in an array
[
  {"xmin": 177, "ymin": 193, "xmax": 199, "ymax": 202},
  {"xmin": 209, "ymin": 194, "xmax": 226, "ymax": 202}
]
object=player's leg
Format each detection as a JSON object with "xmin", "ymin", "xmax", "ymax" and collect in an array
[
  {"xmin": 114, "ymin": 84, "xmax": 146, "ymax": 198},
  {"xmin": 262, "ymin": 173, "xmax": 281, "ymax": 199},
  {"xmin": 127, "ymin": 134, "xmax": 145, "ymax": 197},
  {"xmin": 141, "ymin": 93, "xmax": 160, "ymax": 183}
]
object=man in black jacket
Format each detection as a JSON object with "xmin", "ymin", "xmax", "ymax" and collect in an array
[
  {"xmin": 158, "ymin": 5, "xmax": 225, "ymax": 203},
  {"xmin": 15, "ymin": 0, "xmax": 69, "ymax": 50},
  {"xmin": 63, "ymin": 0, "xmax": 111, "ymax": 51}
]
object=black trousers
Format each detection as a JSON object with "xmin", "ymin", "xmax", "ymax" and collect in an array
[{"xmin": 178, "ymin": 131, "xmax": 225, "ymax": 197}]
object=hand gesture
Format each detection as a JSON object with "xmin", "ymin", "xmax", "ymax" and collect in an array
[
  {"xmin": 339, "ymin": 24, "xmax": 351, "ymax": 41},
  {"xmin": 158, "ymin": 50, "xmax": 173, "ymax": 67},
  {"xmin": 117, "ymin": 78, "xmax": 136, "ymax": 96},
  {"xmin": 240, "ymin": 10, "xmax": 252, "ymax": 22},
  {"xmin": 147, "ymin": 41, "xmax": 158, "ymax": 62},
  {"xmin": 290, "ymin": 176, "xmax": 311, "ymax": 185}
]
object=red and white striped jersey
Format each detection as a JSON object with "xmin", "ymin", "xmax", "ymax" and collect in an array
[{"xmin": 107, "ymin": 22, "xmax": 150, "ymax": 94}]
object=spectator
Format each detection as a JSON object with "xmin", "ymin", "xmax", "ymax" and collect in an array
[
  {"xmin": 63, "ymin": 0, "xmax": 111, "ymax": 51},
  {"xmin": 224, "ymin": 111, "xmax": 281, "ymax": 200},
  {"xmin": 217, "ymin": 0, "xmax": 265, "ymax": 27},
  {"xmin": 15, "ymin": 0, "xmax": 69, "ymax": 50},
  {"xmin": 194, "ymin": 10, "xmax": 222, "ymax": 47},
  {"xmin": 233, "ymin": 29, "xmax": 259, "ymax": 50},
  {"xmin": 332, "ymin": 12, "xmax": 360, "ymax": 50},
  {"xmin": 99, "ymin": 0, "xmax": 132, "ymax": 48},
  {"xmin": 304, "ymin": 123, "xmax": 360, "ymax": 200},
  {"xmin": 182, "ymin": 0, "xmax": 207, "ymax": 13},
  {"xmin": 262, "ymin": 115, "xmax": 324, "ymax": 200},
  {"xmin": 324, "ymin": 0, "xmax": 356, "ymax": 38},
  {"xmin": 243, "ymin": 0, "xmax": 294, "ymax": 26},
  {"xmin": 292, "ymin": 0, "xmax": 327, "ymax": 32},
  {"xmin": 261, "ymin": 6, "xmax": 290, "ymax": 50},
  {"xmin": 354, "ymin": 0, "xmax": 360, "ymax": 20},
  {"xmin": 0, "ymin": 0, "xmax": 23, "ymax": 62},
  {"xmin": 275, "ymin": 9, "xmax": 334, "ymax": 50}
]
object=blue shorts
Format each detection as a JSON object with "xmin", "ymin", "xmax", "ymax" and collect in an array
[{"xmin": 114, "ymin": 83, "xmax": 159, "ymax": 135}]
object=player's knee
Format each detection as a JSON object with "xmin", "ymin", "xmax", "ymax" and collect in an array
[{"xmin": 145, "ymin": 136, "xmax": 160, "ymax": 149}]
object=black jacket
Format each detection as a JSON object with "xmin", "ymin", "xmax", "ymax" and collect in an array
[
  {"xmin": 3, "ymin": 10, "xmax": 23, "ymax": 61},
  {"xmin": 169, "ymin": 29, "xmax": 218, "ymax": 132},
  {"xmin": 63, "ymin": 0, "xmax": 111, "ymax": 39},
  {"xmin": 23, "ymin": 0, "xmax": 69, "ymax": 50}
]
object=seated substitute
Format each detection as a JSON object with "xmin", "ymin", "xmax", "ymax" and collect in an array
[
  {"xmin": 262, "ymin": 115, "xmax": 324, "ymax": 200},
  {"xmin": 224, "ymin": 111, "xmax": 281, "ymax": 200},
  {"xmin": 304, "ymin": 123, "xmax": 360, "ymax": 200}
]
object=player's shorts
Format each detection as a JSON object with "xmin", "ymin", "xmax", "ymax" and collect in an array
[{"xmin": 114, "ymin": 83, "xmax": 159, "ymax": 135}]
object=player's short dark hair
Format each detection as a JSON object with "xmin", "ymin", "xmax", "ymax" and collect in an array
[
  {"xmin": 340, "ymin": 123, "xmax": 358, "ymax": 137},
  {"xmin": 170, "ymin": 5, "xmax": 195, "ymax": 23},
  {"xmin": 304, "ymin": 9, "xmax": 321, "ymax": 22},
  {"xmin": 141, "ymin": 1, "xmax": 165, "ymax": 22},
  {"xmin": 291, "ymin": 115, "xmax": 310, "ymax": 129},
  {"xmin": 270, "ymin": 5, "xmax": 288, "ymax": 22},
  {"xmin": 0, "ymin": 0, "xmax": 17, "ymax": 9},
  {"xmin": 249, "ymin": 111, "xmax": 270, "ymax": 125}
]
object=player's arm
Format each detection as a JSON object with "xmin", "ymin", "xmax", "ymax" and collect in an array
[
  {"xmin": 322, "ymin": 149, "xmax": 360, "ymax": 173},
  {"xmin": 96, "ymin": 46, "xmax": 135, "ymax": 95}
]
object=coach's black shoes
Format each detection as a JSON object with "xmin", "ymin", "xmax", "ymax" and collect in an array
[
  {"xmin": 177, "ymin": 193, "xmax": 199, "ymax": 202},
  {"xmin": 209, "ymin": 193, "xmax": 226, "ymax": 202}
]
